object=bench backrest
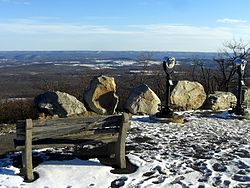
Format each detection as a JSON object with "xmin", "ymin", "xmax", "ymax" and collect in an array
[{"xmin": 15, "ymin": 113, "xmax": 130, "ymax": 150}]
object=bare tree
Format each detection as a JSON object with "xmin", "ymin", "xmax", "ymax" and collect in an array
[
  {"xmin": 191, "ymin": 58, "xmax": 217, "ymax": 94},
  {"xmin": 137, "ymin": 52, "xmax": 154, "ymax": 83},
  {"xmin": 213, "ymin": 39, "xmax": 250, "ymax": 91}
]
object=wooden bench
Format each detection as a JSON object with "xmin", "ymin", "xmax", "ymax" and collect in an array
[{"xmin": 14, "ymin": 113, "xmax": 130, "ymax": 181}]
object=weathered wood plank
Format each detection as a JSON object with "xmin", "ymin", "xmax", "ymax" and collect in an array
[
  {"xmin": 24, "ymin": 119, "xmax": 34, "ymax": 181},
  {"xmin": 16, "ymin": 116, "xmax": 122, "ymax": 133},
  {"xmin": 15, "ymin": 131, "xmax": 119, "ymax": 148},
  {"xmin": 32, "ymin": 127, "xmax": 119, "ymax": 141},
  {"xmin": 115, "ymin": 113, "xmax": 130, "ymax": 168},
  {"xmin": 54, "ymin": 130, "xmax": 118, "ymax": 141},
  {"xmin": 33, "ymin": 115, "xmax": 122, "ymax": 127},
  {"xmin": 15, "ymin": 128, "xmax": 119, "ymax": 143},
  {"xmin": 15, "ymin": 115, "xmax": 123, "ymax": 142}
]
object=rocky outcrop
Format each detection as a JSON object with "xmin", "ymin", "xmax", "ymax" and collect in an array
[
  {"xmin": 170, "ymin": 80, "xmax": 206, "ymax": 110},
  {"xmin": 207, "ymin": 91, "xmax": 237, "ymax": 111},
  {"xmin": 243, "ymin": 88, "xmax": 250, "ymax": 108},
  {"xmin": 34, "ymin": 91, "xmax": 86, "ymax": 117},
  {"xmin": 83, "ymin": 75, "xmax": 119, "ymax": 115},
  {"xmin": 125, "ymin": 84, "xmax": 161, "ymax": 115}
]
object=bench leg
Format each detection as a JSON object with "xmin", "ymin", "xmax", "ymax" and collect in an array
[
  {"xmin": 115, "ymin": 138, "xmax": 126, "ymax": 168},
  {"xmin": 115, "ymin": 113, "xmax": 130, "ymax": 168},
  {"xmin": 24, "ymin": 119, "xmax": 34, "ymax": 181}
]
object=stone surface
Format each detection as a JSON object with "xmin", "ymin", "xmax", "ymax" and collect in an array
[
  {"xmin": 243, "ymin": 109, "xmax": 250, "ymax": 120},
  {"xmin": 212, "ymin": 163, "xmax": 227, "ymax": 172},
  {"xmin": 83, "ymin": 75, "xmax": 119, "ymax": 115},
  {"xmin": 243, "ymin": 88, "xmax": 250, "ymax": 108},
  {"xmin": 125, "ymin": 84, "xmax": 161, "ymax": 115},
  {"xmin": 170, "ymin": 80, "xmax": 206, "ymax": 110},
  {"xmin": 34, "ymin": 91, "xmax": 86, "ymax": 117},
  {"xmin": 207, "ymin": 91, "xmax": 237, "ymax": 111}
]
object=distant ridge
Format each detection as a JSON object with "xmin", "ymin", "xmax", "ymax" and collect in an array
[{"xmin": 0, "ymin": 51, "xmax": 217, "ymax": 62}]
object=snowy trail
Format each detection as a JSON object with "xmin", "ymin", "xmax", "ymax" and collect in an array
[{"xmin": 0, "ymin": 112, "xmax": 250, "ymax": 187}]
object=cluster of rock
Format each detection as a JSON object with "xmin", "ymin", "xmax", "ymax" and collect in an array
[
  {"xmin": 34, "ymin": 75, "xmax": 161, "ymax": 118},
  {"xmin": 34, "ymin": 74, "xmax": 250, "ymax": 118},
  {"xmin": 35, "ymin": 75, "xmax": 118, "ymax": 118}
]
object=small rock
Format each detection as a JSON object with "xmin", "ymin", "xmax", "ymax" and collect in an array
[
  {"xmin": 223, "ymin": 180, "xmax": 231, "ymax": 188},
  {"xmin": 235, "ymin": 149, "xmax": 250, "ymax": 158},
  {"xmin": 143, "ymin": 171, "xmax": 155, "ymax": 177},
  {"xmin": 212, "ymin": 163, "xmax": 227, "ymax": 172},
  {"xmin": 234, "ymin": 183, "xmax": 250, "ymax": 188},
  {"xmin": 232, "ymin": 174, "xmax": 250, "ymax": 182},
  {"xmin": 198, "ymin": 175, "xmax": 209, "ymax": 182},
  {"xmin": 170, "ymin": 176, "xmax": 185, "ymax": 184},
  {"xmin": 152, "ymin": 175, "xmax": 166, "ymax": 184},
  {"xmin": 152, "ymin": 165, "xmax": 167, "ymax": 175},
  {"xmin": 237, "ymin": 160, "xmax": 250, "ymax": 169},
  {"xmin": 212, "ymin": 176, "xmax": 222, "ymax": 186},
  {"xmin": 115, "ymin": 176, "xmax": 128, "ymax": 187},
  {"xmin": 198, "ymin": 185, "xmax": 205, "ymax": 188},
  {"xmin": 115, "ymin": 180, "xmax": 125, "ymax": 187},
  {"xmin": 237, "ymin": 170, "xmax": 248, "ymax": 175}
]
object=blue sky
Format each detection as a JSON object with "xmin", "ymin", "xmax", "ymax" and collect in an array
[{"xmin": 0, "ymin": 0, "xmax": 250, "ymax": 52}]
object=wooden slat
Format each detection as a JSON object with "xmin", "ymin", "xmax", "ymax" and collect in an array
[
  {"xmin": 33, "ymin": 115, "xmax": 122, "ymax": 128},
  {"xmin": 115, "ymin": 113, "xmax": 131, "ymax": 168},
  {"xmin": 24, "ymin": 119, "xmax": 34, "ymax": 181},
  {"xmin": 15, "ymin": 115, "xmax": 123, "ymax": 142},
  {"xmin": 16, "ymin": 132, "xmax": 119, "ymax": 150}
]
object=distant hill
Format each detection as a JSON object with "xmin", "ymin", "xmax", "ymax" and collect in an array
[{"xmin": 0, "ymin": 51, "xmax": 217, "ymax": 62}]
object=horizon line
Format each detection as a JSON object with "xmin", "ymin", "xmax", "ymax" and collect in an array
[{"xmin": 0, "ymin": 50, "xmax": 219, "ymax": 53}]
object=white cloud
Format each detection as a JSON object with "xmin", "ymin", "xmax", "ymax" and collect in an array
[
  {"xmin": 217, "ymin": 18, "xmax": 248, "ymax": 24},
  {"xmin": 82, "ymin": 16, "xmax": 126, "ymax": 21},
  {"xmin": 0, "ymin": 21, "xmax": 233, "ymax": 38},
  {"xmin": 129, "ymin": 24, "xmax": 232, "ymax": 40},
  {"xmin": 0, "ymin": 0, "xmax": 30, "ymax": 5},
  {"xmin": 0, "ymin": 21, "xmax": 249, "ymax": 51},
  {"xmin": 0, "ymin": 22, "xmax": 141, "ymax": 35},
  {"xmin": 29, "ymin": 16, "xmax": 61, "ymax": 20}
]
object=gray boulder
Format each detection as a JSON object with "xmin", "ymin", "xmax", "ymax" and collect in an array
[
  {"xmin": 34, "ymin": 91, "xmax": 86, "ymax": 117},
  {"xmin": 243, "ymin": 88, "xmax": 250, "ymax": 108},
  {"xmin": 207, "ymin": 91, "xmax": 236, "ymax": 111},
  {"xmin": 170, "ymin": 80, "xmax": 206, "ymax": 110},
  {"xmin": 83, "ymin": 75, "xmax": 119, "ymax": 115},
  {"xmin": 243, "ymin": 109, "xmax": 250, "ymax": 120},
  {"xmin": 125, "ymin": 84, "xmax": 161, "ymax": 115}
]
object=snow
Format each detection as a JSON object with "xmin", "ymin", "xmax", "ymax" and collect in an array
[
  {"xmin": 52, "ymin": 59, "xmax": 162, "ymax": 70},
  {"xmin": 0, "ymin": 111, "xmax": 250, "ymax": 187},
  {"xmin": 28, "ymin": 159, "xmax": 118, "ymax": 188}
]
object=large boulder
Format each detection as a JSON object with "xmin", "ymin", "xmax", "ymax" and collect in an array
[
  {"xmin": 84, "ymin": 75, "xmax": 119, "ymax": 115},
  {"xmin": 170, "ymin": 80, "xmax": 206, "ymax": 110},
  {"xmin": 207, "ymin": 91, "xmax": 237, "ymax": 111},
  {"xmin": 125, "ymin": 84, "xmax": 161, "ymax": 115},
  {"xmin": 34, "ymin": 91, "xmax": 86, "ymax": 117},
  {"xmin": 243, "ymin": 88, "xmax": 250, "ymax": 108}
]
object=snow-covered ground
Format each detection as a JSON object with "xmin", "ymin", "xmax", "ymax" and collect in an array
[{"xmin": 0, "ymin": 111, "xmax": 250, "ymax": 188}]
